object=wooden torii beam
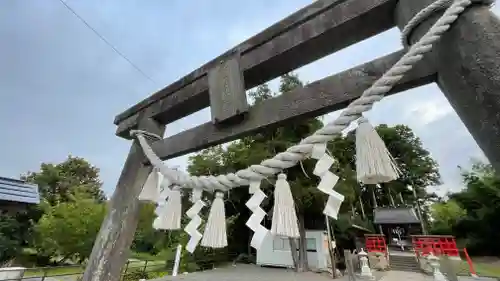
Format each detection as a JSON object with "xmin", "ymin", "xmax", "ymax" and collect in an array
[{"xmin": 82, "ymin": 0, "xmax": 500, "ymax": 279}]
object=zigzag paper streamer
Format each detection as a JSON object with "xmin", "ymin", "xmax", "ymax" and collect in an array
[
  {"xmin": 184, "ymin": 189, "xmax": 205, "ymax": 253},
  {"xmin": 245, "ymin": 180, "xmax": 269, "ymax": 249},
  {"xmin": 312, "ymin": 144, "xmax": 345, "ymax": 219}
]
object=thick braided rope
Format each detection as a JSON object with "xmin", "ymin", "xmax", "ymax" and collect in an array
[
  {"xmin": 132, "ymin": 0, "xmax": 473, "ymax": 191},
  {"xmin": 401, "ymin": 0, "xmax": 492, "ymax": 47}
]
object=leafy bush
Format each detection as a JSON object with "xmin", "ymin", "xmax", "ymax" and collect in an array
[{"xmin": 0, "ymin": 215, "xmax": 22, "ymax": 263}]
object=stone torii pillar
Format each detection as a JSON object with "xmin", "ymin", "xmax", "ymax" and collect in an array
[
  {"xmin": 395, "ymin": 0, "xmax": 500, "ymax": 172},
  {"xmin": 81, "ymin": 118, "xmax": 165, "ymax": 281}
]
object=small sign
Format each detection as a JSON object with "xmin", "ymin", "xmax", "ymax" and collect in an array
[{"xmin": 208, "ymin": 55, "xmax": 248, "ymax": 125}]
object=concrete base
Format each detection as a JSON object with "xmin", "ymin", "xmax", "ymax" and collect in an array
[{"xmin": 369, "ymin": 252, "xmax": 390, "ymax": 271}]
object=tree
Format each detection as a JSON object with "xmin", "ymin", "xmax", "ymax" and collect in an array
[
  {"xmin": 447, "ymin": 161, "xmax": 500, "ymax": 255},
  {"xmin": 429, "ymin": 200, "xmax": 466, "ymax": 235},
  {"xmin": 0, "ymin": 215, "xmax": 22, "ymax": 264},
  {"xmin": 33, "ymin": 196, "xmax": 106, "ymax": 263},
  {"xmin": 23, "ymin": 156, "xmax": 106, "ymax": 205}
]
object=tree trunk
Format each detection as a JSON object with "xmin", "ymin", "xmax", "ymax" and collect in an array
[
  {"xmin": 398, "ymin": 193, "xmax": 405, "ymax": 205},
  {"xmin": 289, "ymin": 238, "xmax": 299, "ymax": 270},
  {"xmin": 371, "ymin": 185, "xmax": 378, "ymax": 208},
  {"xmin": 297, "ymin": 213, "xmax": 309, "ymax": 272},
  {"xmin": 358, "ymin": 196, "xmax": 366, "ymax": 219},
  {"xmin": 382, "ymin": 183, "xmax": 395, "ymax": 207},
  {"xmin": 248, "ymin": 229, "xmax": 252, "ymax": 256}
]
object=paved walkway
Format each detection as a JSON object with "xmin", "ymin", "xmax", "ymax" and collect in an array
[
  {"xmin": 154, "ymin": 264, "xmax": 338, "ymax": 281},
  {"xmin": 379, "ymin": 271, "xmax": 432, "ymax": 281}
]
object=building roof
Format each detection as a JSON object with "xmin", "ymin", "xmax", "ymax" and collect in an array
[
  {"xmin": 373, "ymin": 207, "xmax": 420, "ymax": 224},
  {"xmin": 0, "ymin": 176, "xmax": 40, "ymax": 205}
]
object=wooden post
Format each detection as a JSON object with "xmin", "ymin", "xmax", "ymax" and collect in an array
[
  {"xmin": 440, "ymin": 255, "xmax": 458, "ymax": 281},
  {"xmin": 82, "ymin": 118, "xmax": 165, "ymax": 281},
  {"xmin": 344, "ymin": 250, "xmax": 356, "ymax": 281},
  {"xmin": 370, "ymin": 185, "xmax": 383, "ymax": 234},
  {"xmin": 325, "ymin": 216, "xmax": 337, "ymax": 278},
  {"xmin": 395, "ymin": 0, "xmax": 500, "ymax": 173},
  {"xmin": 410, "ymin": 185, "xmax": 428, "ymax": 235}
]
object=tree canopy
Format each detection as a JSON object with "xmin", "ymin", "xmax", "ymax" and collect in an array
[
  {"xmin": 22, "ymin": 156, "xmax": 106, "ymax": 205},
  {"xmin": 33, "ymin": 196, "xmax": 106, "ymax": 263},
  {"xmin": 430, "ymin": 161, "xmax": 500, "ymax": 255}
]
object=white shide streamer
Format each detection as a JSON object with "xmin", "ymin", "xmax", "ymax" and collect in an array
[
  {"xmin": 245, "ymin": 180, "xmax": 269, "ymax": 249},
  {"xmin": 184, "ymin": 194, "xmax": 205, "ymax": 253},
  {"xmin": 311, "ymin": 143, "xmax": 345, "ymax": 219}
]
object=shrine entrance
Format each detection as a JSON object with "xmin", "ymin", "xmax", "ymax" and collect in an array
[
  {"xmin": 79, "ymin": 0, "xmax": 500, "ymax": 279},
  {"xmin": 374, "ymin": 207, "xmax": 422, "ymax": 253}
]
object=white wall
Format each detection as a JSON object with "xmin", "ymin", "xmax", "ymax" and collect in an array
[
  {"xmin": 256, "ymin": 230, "xmax": 330, "ymax": 270},
  {"xmin": 0, "ymin": 267, "xmax": 25, "ymax": 280}
]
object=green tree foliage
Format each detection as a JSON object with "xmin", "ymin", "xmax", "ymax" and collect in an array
[
  {"xmin": 0, "ymin": 215, "xmax": 22, "ymax": 263},
  {"xmin": 33, "ymin": 196, "xmax": 106, "ymax": 263},
  {"xmin": 23, "ymin": 156, "xmax": 106, "ymax": 205},
  {"xmin": 429, "ymin": 200, "xmax": 466, "ymax": 235},
  {"xmin": 431, "ymin": 161, "xmax": 500, "ymax": 255}
]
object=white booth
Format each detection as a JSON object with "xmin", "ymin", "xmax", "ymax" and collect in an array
[
  {"xmin": 256, "ymin": 230, "xmax": 330, "ymax": 271},
  {"xmin": 0, "ymin": 267, "xmax": 26, "ymax": 281}
]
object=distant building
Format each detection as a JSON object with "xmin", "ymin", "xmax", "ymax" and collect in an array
[{"xmin": 0, "ymin": 176, "xmax": 40, "ymax": 213}]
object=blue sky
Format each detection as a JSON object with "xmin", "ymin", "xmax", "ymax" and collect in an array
[{"xmin": 1, "ymin": 0, "xmax": 497, "ymax": 197}]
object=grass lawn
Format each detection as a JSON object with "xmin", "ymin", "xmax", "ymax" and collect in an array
[
  {"xmin": 23, "ymin": 265, "xmax": 84, "ymax": 278},
  {"xmin": 459, "ymin": 260, "xmax": 500, "ymax": 278},
  {"xmin": 22, "ymin": 255, "xmax": 166, "ymax": 278}
]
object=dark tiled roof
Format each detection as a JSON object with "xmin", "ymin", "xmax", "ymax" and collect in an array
[
  {"xmin": 374, "ymin": 207, "xmax": 420, "ymax": 224},
  {"xmin": 0, "ymin": 176, "xmax": 40, "ymax": 204}
]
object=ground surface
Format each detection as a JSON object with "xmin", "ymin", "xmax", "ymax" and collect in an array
[
  {"xmin": 14, "ymin": 259, "xmax": 500, "ymax": 281},
  {"xmin": 379, "ymin": 271, "xmax": 497, "ymax": 281},
  {"xmin": 152, "ymin": 265, "xmax": 500, "ymax": 281},
  {"xmin": 152, "ymin": 264, "xmax": 385, "ymax": 281}
]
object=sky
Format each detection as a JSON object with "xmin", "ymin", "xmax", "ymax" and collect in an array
[{"xmin": 0, "ymin": 0, "xmax": 497, "ymax": 197}]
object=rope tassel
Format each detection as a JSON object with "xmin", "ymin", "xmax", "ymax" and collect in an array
[
  {"xmin": 138, "ymin": 169, "xmax": 162, "ymax": 202},
  {"xmin": 245, "ymin": 180, "xmax": 269, "ymax": 249},
  {"xmin": 201, "ymin": 191, "xmax": 228, "ymax": 248},
  {"xmin": 271, "ymin": 174, "xmax": 299, "ymax": 238},
  {"xmin": 153, "ymin": 186, "xmax": 182, "ymax": 230},
  {"xmin": 356, "ymin": 117, "xmax": 399, "ymax": 185}
]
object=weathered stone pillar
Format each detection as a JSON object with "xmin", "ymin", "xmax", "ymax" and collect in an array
[
  {"xmin": 395, "ymin": 0, "xmax": 500, "ymax": 172},
  {"xmin": 82, "ymin": 118, "xmax": 165, "ymax": 281}
]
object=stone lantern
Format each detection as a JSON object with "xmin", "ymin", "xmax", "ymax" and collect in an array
[
  {"xmin": 358, "ymin": 248, "xmax": 374, "ymax": 280},
  {"xmin": 427, "ymin": 253, "xmax": 448, "ymax": 281}
]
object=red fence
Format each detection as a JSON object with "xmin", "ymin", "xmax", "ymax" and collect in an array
[
  {"xmin": 365, "ymin": 234, "xmax": 387, "ymax": 253},
  {"xmin": 411, "ymin": 235, "xmax": 459, "ymax": 257}
]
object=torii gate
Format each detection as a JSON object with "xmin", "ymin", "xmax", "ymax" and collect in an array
[{"xmin": 82, "ymin": 0, "xmax": 500, "ymax": 280}]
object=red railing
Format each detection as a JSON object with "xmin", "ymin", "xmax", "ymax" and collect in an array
[
  {"xmin": 365, "ymin": 234, "xmax": 387, "ymax": 253},
  {"xmin": 411, "ymin": 235, "xmax": 459, "ymax": 257}
]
